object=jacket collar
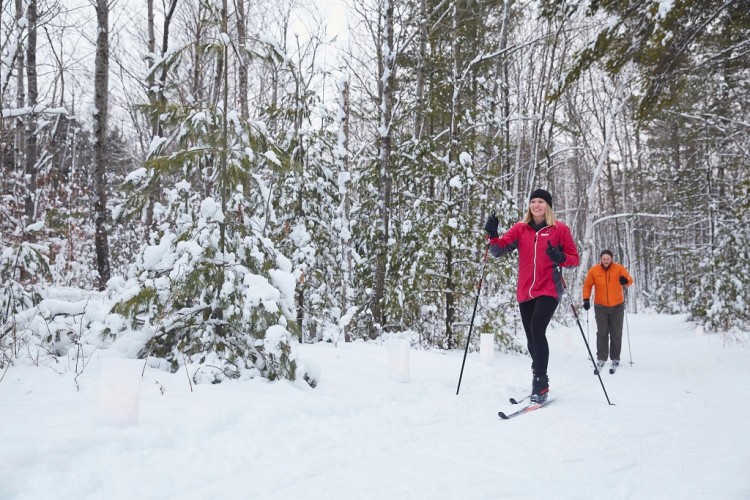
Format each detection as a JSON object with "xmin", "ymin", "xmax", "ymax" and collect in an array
[{"xmin": 528, "ymin": 220, "xmax": 548, "ymax": 232}]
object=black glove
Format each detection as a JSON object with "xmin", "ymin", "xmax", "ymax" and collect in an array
[
  {"xmin": 583, "ymin": 299, "xmax": 590, "ymax": 311},
  {"xmin": 484, "ymin": 214, "xmax": 499, "ymax": 239},
  {"xmin": 619, "ymin": 276, "xmax": 628, "ymax": 285},
  {"xmin": 546, "ymin": 241, "xmax": 566, "ymax": 264}
]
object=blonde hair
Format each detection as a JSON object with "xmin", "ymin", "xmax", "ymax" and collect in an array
[{"xmin": 522, "ymin": 205, "xmax": 556, "ymax": 226}]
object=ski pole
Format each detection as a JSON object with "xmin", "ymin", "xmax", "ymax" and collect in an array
[
  {"xmin": 456, "ymin": 243, "xmax": 490, "ymax": 395},
  {"xmin": 624, "ymin": 286, "xmax": 633, "ymax": 366},
  {"xmin": 569, "ymin": 298, "xmax": 615, "ymax": 405},
  {"xmin": 586, "ymin": 309, "xmax": 590, "ymax": 344}
]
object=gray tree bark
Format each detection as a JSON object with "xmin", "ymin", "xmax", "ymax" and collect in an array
[
  {"xmin": 23, "ymin": 0, "xmax": 38, "ymax": 227},
  {"xmin": 337, "ymin": 76, "xmax": 352, "ymax": 343},
  {"xmin": 370, "ymin": 0, "xmax": 394, "ymax": 339},
  {"xmin": 14, "ymin": 0, "xmax": 26, "ymax": 218},
  {"xmin": 145, "ymin": 0, "xmax": 178, "ymax": 229},
  {"xmin": 93, "ymin": 0, "xmax": 111, "ymax": 289},
  {"xmin": 236, "ymin": 0, "xmax": 249, "ymax": 118}
]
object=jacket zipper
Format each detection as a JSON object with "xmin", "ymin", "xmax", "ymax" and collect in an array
[
  {"xmin": 605, "ymin": 266, "xmax": 610, "ymax": 305},
  {"xmin": 528, "ymin": 228, "xmax": 544, "ymax": 299}
]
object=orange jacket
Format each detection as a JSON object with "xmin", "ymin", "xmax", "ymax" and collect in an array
[{"xmin": 582, "ymin": 262, "xmax": 633, "ymax": 307}]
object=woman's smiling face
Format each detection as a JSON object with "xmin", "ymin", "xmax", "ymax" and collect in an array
[{"xmin": 529, "ymin": 198, "xmax": 547, "ymax": 219}]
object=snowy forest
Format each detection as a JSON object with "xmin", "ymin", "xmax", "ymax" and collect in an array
[{"xmin": 1, "ymin": 0, "xmax": 748, "ymax": 386}]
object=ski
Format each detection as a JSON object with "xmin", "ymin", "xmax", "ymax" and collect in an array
[
  {"xmin": 509, "ymin": 395, "xmax": 531, "ymax": 405},
  {"xmin": 498, "ymin": 398, "xmax": 555, "ymax": 419}
]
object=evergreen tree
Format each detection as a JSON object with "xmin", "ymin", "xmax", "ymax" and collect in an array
[{"xmin": 113, "ymin": 3, "xmax": 306, "ymax": 385}]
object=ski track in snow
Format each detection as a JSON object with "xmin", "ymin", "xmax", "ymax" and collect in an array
[{"xmin": 1, "ymin": 313, "xmax": 748, "ymax": 499}]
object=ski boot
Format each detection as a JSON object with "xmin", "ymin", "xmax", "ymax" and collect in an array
[{"xmin": 530, "ymin": 374, "xmax": 549, "ymax": 403}]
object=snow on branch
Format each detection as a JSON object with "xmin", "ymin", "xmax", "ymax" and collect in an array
[
  {"xmin": 2, "ymin": 106, "xmax": 68, "ymax": 119},
  {"xmin": 671, "ymin": 111, "xmax": 750, "ymax": 131},
  {"xmin": 591, "ymin": 213, "xmax": 672, "ymax": 228}
]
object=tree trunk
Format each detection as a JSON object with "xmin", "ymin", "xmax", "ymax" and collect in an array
[
  {"xmin": 444, "ymin": 0, "xmax": 461, "ymax": 349},
  {"xmin": 191, "ymin": 2, "xmax": 204, "ymax": 102},
  {"xmin": 236, "ymin": 0, "xmax": 249, "ymax": 118},
  {"xmin": 145, "ymin": 0, "xmax": 177, "ymax": 229},
  {"xmin": 93, "ymin": 0, "xmax": 111, "ymax": 290},
  {"xmin": 14, "ymin": 0, "xmax": 26, "ymax": 222},
  {"xmin": 414, "ymin": 0, "xmax": 426, "ymax": 139},
  {"xmin": 338, "ymin": 76, "xmax": 352, "ymax": 342},
  {"xmin": 23, "ymin": 0, "xmax": 38, "ymax": 227},
  {"xmin": 370, "ymin": 0, "xmax": 395, "ymax": 339},
  {"xmin": 486, "ymin": 0, "xmax": 513, "ymax": 176},
  {"xmin": 145, "ymin": 0, "xmax": 156, "ymax": 228},
  {"xmin": 217, "ymin": 0, "xmax": 229, "ymax": 341},
  {"xmin": 499, "ymin": 0, "xmax": 513, "ymax": 188},
  {"xmin": 294, "ymin": 73, "xmax": 306, "ymax": 342}
]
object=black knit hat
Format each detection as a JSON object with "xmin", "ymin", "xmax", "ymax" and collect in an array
[{"xmin": 529, "ymin": 188, "xmax": 552, "ymax": 207}]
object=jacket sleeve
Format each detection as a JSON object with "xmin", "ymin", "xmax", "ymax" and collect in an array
[
  {"xmin": 583, "ymin": 268, "xmax": 594, "ymax": 300},
  {"xmin": 489, "ymin": 223, "xmax": 520, "ymax": 258},
  {"xmin": 619, "ymin": 265, "xmax": 634, "ymax": 286}
]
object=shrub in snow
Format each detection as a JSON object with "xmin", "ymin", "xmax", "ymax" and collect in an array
[
  {"xmin": 1, "ymin": 242, "xmax": 49, "ymax": 366},
  {"xmin": 689, "ymin": 213, "xmax": 750, "ymax": 333},
  {"xmin": 113, "ymin": 103, "xmax": 309, "ymax": 385},
  {"xmin": 112, "ymin": 195, "xmax": 301, "ymax": 384}
]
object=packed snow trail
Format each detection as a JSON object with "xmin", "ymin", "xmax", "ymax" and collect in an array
[{"xmin": 0, "ymin": 313, "xmax": 748, "ymax": 499}]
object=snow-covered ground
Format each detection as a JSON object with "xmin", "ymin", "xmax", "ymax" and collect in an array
[{"xmin": 1, "ymin": 313, "xmax": 748, "ymax": 499}]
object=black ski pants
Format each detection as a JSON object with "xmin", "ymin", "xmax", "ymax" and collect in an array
[{"xmin": 518, "ymin": 295, "xmax": 559, "ymax": 378}]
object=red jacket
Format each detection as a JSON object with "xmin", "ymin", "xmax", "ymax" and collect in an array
[{"xmin": 489, "ymin": 221, "xmax": 579, "ymax": 303}]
